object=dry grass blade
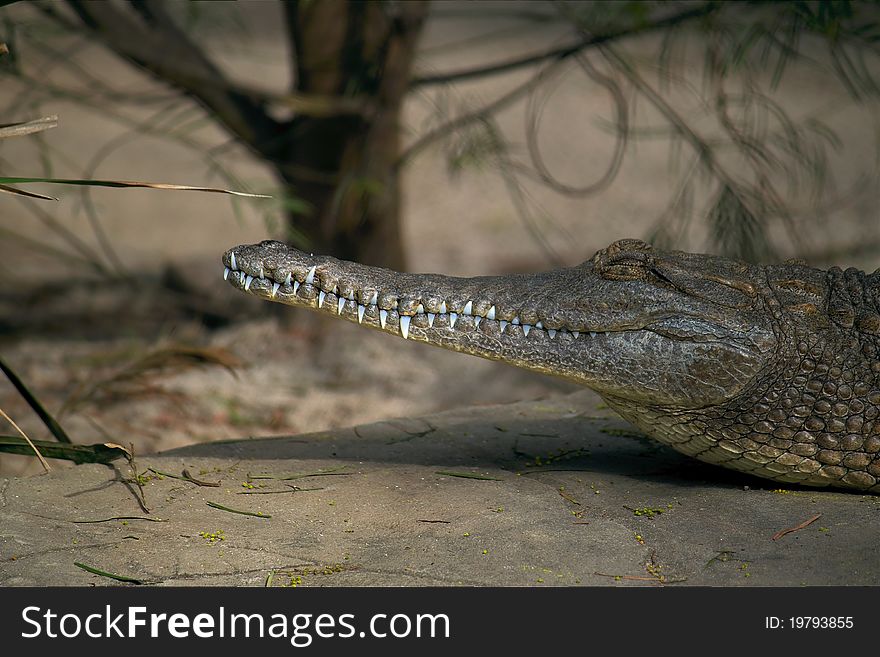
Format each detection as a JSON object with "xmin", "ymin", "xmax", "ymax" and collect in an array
[
  {"xmin": 206, "ymin": 501, "xmax": 271, "ymax": 518},
  {"xmin": 249, "ymin": 466, "xmax": 349, "ymax": 481},
  {"xmin": 0, "ymin": 435, "xmax": 129, "ymax": 464},
  {"xmin": 0, "ymin": 183, "xmax": 57, "ymax": 201},
  {"xmin": 147, "ymin": 467, "xmax": 221, "ymax": 487},
  {"xmin": 771, "ymin": 513, "xmax": 822, "ymax": 541},
  {"xmin": 0, "ymin": 115, "xmax": 59, "ymax": 139},
  {"xmin": 435, "ymin": 470, "xmax": 502, "ymax": 481},
  {"xmin": 63, "ymin": 345, "xmax": 241, "ymax": 413},
  {"xmin": 72, "ymin": 516, "xmax": 165, "ymax": 524},
  {"xmin": 130, "ymin": 345, "xmax": 241, "ymax": 376},
  {"xmin": 0, "ymin": 408, "xmax": 50, "ymax": 473},
  {"xmin": 0, "ymin": 177, "xmax": 271, "ymax": 198},
  {"xmin": 0, "ymin": 356, "xmax": 73, "ymax": 443}
]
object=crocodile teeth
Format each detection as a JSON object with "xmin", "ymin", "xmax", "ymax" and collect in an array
[
  {"xmin": 338, "ymin": 297, "xmax": 346, "ymax": 315},
  {"xmin": 415, "ymin": 303, "xmax": 425, "ymax": 314},
  {"xmin": 462, "ymin": 301, "xmax": 473, "ymax": 315},
  {"xmin": 449, "ymin": 312, "xmax": 458, "ymax": 328},
  {"xmin": 369, "ymin": 291, "xmax": 378, "ymax": 305},
  {"xmin": 230, "ymin": 252, "xmax": 237, "ymax": 270},
  {"xmin": 512, "ymin": 317, "xmax": 520, "ymax": 325},
  {"xmin": 439, "ymin": 301, "xmax": 447, "ymax": 314},
  {"xmin": 522, "ymin": 324, "xmax": 531, "ymax": 336},
  {"xmin": 259, "ymin": 266, "xmax": 264, "ymax": 279},
  {"xmin": 590, "ymin": 331, "xmax": 597, "ymax": 338},
  {"xmin": 400, "ymin": 315, "xmax": 411, "ymax": 339},
  {"xmin": 499, "ymin": 320, "xmax": 508, "ymax": 332},
  {"xmin": 270, "ymin": 282, "xmax": 280, "ymax": 297},
  {"xmin": 305, "ymin": 266, "xmax": 316, "ymax": 285},
  {"xmin": 318, "ymin": 291, "xmax": 326, "ymax": 307},
  {"xmin": 380, "ymin": 309, "xmax": 388, "ymax": 329},
  {"xmin": 223, "ymin": 267, "xmax": 230, "ymax": 280},
  {"xmin": 244, "ymin": 275, "xmax": 253, "ymax": 291},
  {"xmin": 293, "ymin": 281, "xmax": 300, "ymax": 295},
  {"xmin": 427, "ymin": 312, "xmax": 435, "ymax": 327},
  {"xmin": 487, "ymin": 305, "xmax": 496, "ymax": 320},
  {"xmin": 535, "ymin": 321, "xmax": 544, "ymax": 329},
  {"xmin": 572, "ymin": 331, "xmax": 580, "ymax": 339},
  {"xmin": 548, "ymin": 329, "xmax": 557, "ymax": 339},
  {"xmin": 357, "ymin": 304, "xmax": 366, "ymax": 324},
  {"xmin": 284, "ymin": 272, "xmax": 292, "ymax": 286},
  {"xmin": 474, "ymin": 316, "xmax": 482, "ymax": 327}
]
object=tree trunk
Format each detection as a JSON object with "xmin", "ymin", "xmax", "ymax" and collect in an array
[{"xmin": 279, "ymin": 0, "xmax": 427, "ymax": 270}]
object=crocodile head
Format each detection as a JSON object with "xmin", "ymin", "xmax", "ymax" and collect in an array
[{"xmin": 222, "ymin": 238, "xmax": 777, "ymax": 414}]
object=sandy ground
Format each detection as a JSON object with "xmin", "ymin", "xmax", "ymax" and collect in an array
[
  {"xmin": 6, "ymin": 390, "xmax": 879, "ymax": 587},
  {"xmin": 1, "ymin": 2, "xmax": 879, "ymax": 476}
]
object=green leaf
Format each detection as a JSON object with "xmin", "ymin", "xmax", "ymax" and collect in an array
[{"xmin": 74, "ymin": 562, "xmax": 143, "ymax": 585}]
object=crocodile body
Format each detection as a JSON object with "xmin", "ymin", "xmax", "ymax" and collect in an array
[{"xmin": 222, "ymin": 239, "xmax": 880, "ymax": 493}]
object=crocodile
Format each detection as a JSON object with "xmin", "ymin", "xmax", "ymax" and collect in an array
[{"xmin": 222, "ymin": 238, "xmax": 880, "ymax": 493}]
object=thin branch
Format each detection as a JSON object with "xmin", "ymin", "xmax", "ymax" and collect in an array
[
  {"xmin": 707, "ymin": 45, "xmax": 808, "ymax": 253},
  {"xmin": 523, "ymin": 52, "xmax": 628, "ymax": 197},
  {"xmin": 410, "ymin": 3, "xmax": 720, "ymax": 87},
  {"xmin": 485, "ymin": 121, "xmax": 567, "ymax": 266},
  {"xmin": 48, "ymin": 0, "xmax": 283, "ymax": 159},
  {"xmin": 398, "ymin": 58, "xmax": 568, "ymax": 167},
  {"xmin": 400, "ymin": 4, "xmax": 720, "ymax": 167},
  {"xmin": 0, "ymin": 225, "xmax": 99, "ymax": 270}
]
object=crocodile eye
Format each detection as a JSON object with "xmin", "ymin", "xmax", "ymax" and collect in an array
[
  {"xmin": 601, "ymin": 259, "xmax": 647, "ymax": 281},
  {"xmin": 598, "ymin": 253, "xmax": 651, "ymax": 281}
]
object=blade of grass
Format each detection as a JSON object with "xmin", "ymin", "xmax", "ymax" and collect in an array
[
  {"xmin": 0, "ymin": 407, "xmax": 50, "ymax": 472},
  {"xmin": 74, "ymin": 562, "xmax": 143, "ymax": 584},
  {"xmin": 72, "ymin": 516, "xmax": 166, "ymax": 524},
  {"xmin": 127, "ymin": 442, "xmax": 148, "ymax": 514},
  {"xmin": 206, "ymin": 501, "xmax": 271, "ymax": 518},
  {"xmin": 0, "ymin": 356, "xmax": 72, "ymax": 443},
  {"xmin": 0, "ymin": 183, "xmax": 57, "ymax": 200},
  {"xmin": 0, "ymin": 177, "xmax": 271, "ymax": 198},
  {"xmin": 249, "ymin": 466, "xmax": 349, "ymax": 481},
  {"xmin": 147, "ymin": 467, "xmax": 220, "ymax": 487},
  {"xmin": 435, "ymin": 470, "xmax": 502, "ymax": 481},
  {"xmin": 0, "ymin": 436, "xmax": 128, "ymax": 464},
  {"xmin": 0, "ymin": 115, "xmax": 59, "ymax": 139},
  {"xmin": 237, "ymin": 486, "xmax": 323, "ymax": 495}
]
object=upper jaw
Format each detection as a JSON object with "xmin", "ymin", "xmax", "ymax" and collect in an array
[
  {"xmin": 222, "ymin": 241, "xmax": 774, "ymax": 406},
  {"xmin": 223, "ymin": 242, "xmax": 629, "ymax": 340},
  {"xmin": 222, "ymin": 241, "xmax": 768, "ymax": 353}
]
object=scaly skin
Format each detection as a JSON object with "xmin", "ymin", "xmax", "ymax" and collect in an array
[{"xmin": 222, "ymin": 238, "xmax": 880, "ymax": 493}]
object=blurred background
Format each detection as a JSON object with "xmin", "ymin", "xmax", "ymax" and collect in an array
[{"xmin": 1, "ymin": 0, "xmax": 879, "ymax": 475}]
